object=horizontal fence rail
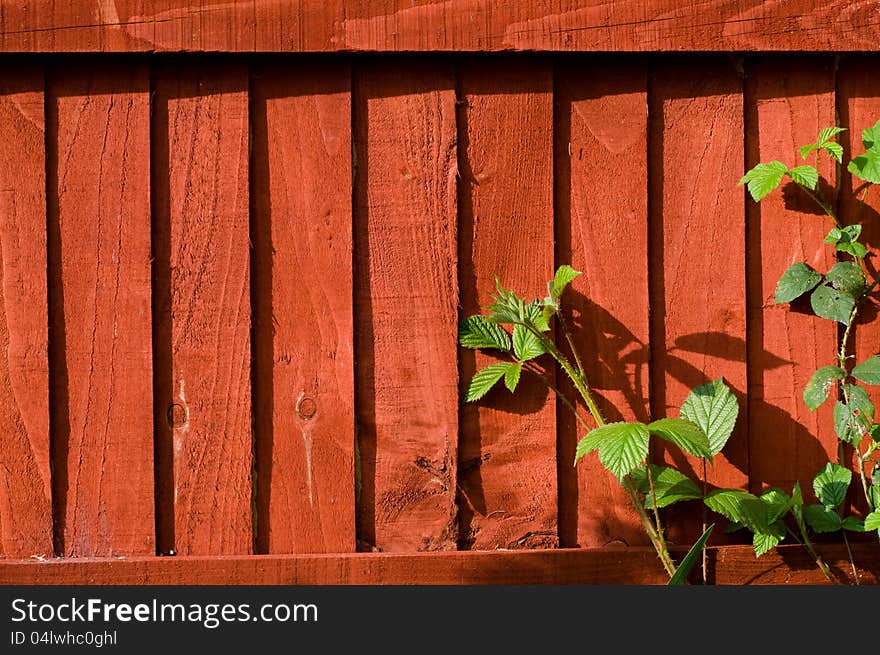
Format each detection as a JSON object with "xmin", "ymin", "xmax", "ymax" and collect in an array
[{"xmin": 0, "ymin": 53, "xmax": 878, "ymax": 585}]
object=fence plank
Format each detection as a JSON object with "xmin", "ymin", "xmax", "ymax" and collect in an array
[
  {"xmin": 0, "ymin": 65, "xmax": 51, "ymax": 559},
  {"xmin": 650, "ymin": 60, "xmax": 748, "ymax": 543},
  {"xmin": 2, "ymin": 2, "xmax": 880, "ymax": 53},
  {"xmin": 458, "ymin": 60, "xmax": 556, "ymax": 549},
  {"xmin": 48, "ymin": 62, "xmax": 154, "ymax": 557},
  {"xmin": 555, "ymin": 61, "xmax": 648, "ymax": 548},
  {"xmin": 251, "ymin": 62, "xmax": 355, "ymax": 554},
  {"xmin": 353, "ymin": 61, "xmax": 459, "ymax": 552},
  {"xmin": 746, "ymin": 58, "xmax": 838, "ymax": 499},
  {"xmin": 153, "ymin": 61, "xmax": 252, "ymax": 555},
  {"xmin": 837, "ymin": 58, "xmax": 880, "ymax": 516}
]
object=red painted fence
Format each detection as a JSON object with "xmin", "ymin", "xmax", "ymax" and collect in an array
[{"xmin": 0, "ymin": 2, "xmax": 879, "ymax": 584}]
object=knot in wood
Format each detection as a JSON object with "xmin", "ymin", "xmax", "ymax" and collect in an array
[
  {"xmin": 167, "ymin": 403, "xmax": 188, "ymax": 428},
  {"xmin": 297, "ymin": 396, "xmax": 317, "ymax": 420}
]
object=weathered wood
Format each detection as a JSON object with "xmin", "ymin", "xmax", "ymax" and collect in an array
[
  {"xmin": 1, "ymin": 2, "xmax": 879, "ymax": 53},
  {"xmin": 251, "ymin": 62, "xmax": 355, "ymax": 554},
  {"xmin": 48, "ymin": 62, "xmax": 154, "ymax": 557},
  {"xmin": 152, "ymin": 61, "xmax": 251, "ymax": 555},
  {"xmin": 0, "ymin": 544, "xmax": 876, "ymax": 585},
  {"xmin": 650, "ymin": 60, "xmax": 748, "ymax": 543},
  {"xmin": 458, "ymin": 60, "xmax": 556, "ymax": 550},
  {"xmin": 0, "ymin": 64, "xmax": 51, "ymax": 559},
  {"xmin": 745, "ymin": 58, "xmax": 838, "ymax": 499},
  {"xmin": 353, "ymin": 61, "xmax": 459, "ymax": 552},
  {"xmin": 555, "ymin": 60, "xmax": 648, "ymax": 548}
]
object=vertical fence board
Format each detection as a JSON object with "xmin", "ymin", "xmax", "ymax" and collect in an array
[
  {"xmin": 49, "ymin": 62, "xmax": 154, "ymax": 556},
  {"xmin": 458, "ymin": 60, "xmax": 556, "ymax": 550},
  {"xmin": 0, "ymin": 65, "xmax": 51, "ymax": 558},
  {"xmin": 837, "ymin": 58, "xmax": 880, "ymax": 515},
  {"xmin": 651, "ymin": 60, "xmax": 748, "ymax": 542},
  {"xmin": 251, "ymin": 62, "xmax": 355, "ymax": 554},
  {"xmin": 153, "ymin": 61, "xmax": 252, "ymax": 555},
  {"xmin": 555, "ymin": 61, "xmax": 649, "ymax": 548},
  {"xmin": 353, "ymin": 62, "xmax": 459, "ymax": 552},
  {"xmin": 746, "ymin": 58, "xmax": 838, "ymax": 498}
]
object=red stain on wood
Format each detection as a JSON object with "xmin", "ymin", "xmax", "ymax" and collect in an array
[
  {"xmin": 353, "ymin": 62, "xmax": 459, "ymax": 552},
  {"xmin": 251, "ymin": 62, "xmax": 355, "ymax": 554},
  {"xmin": 746, "ymin": 58, "xmax": 838, "ymax": 499},
  {"xmin": 457, "ymin": 60, "xmax": 557, "ymax": 550},
  {"xmin": 48, "ymin": 62, "xmax": 154, "ymax": 557},
  {"xmin": 0, "ymin": 65, "xmax": 52, "ymax": 559},
  {"xmin": 555, "ymin": 60, "xmax": 648, "ymax": 548},
  {"xmin": 153, "ymin": 61, "xmax": 251, "ymax": 555}
]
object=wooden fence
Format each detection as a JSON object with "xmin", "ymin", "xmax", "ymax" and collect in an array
[{"xmin": 0, "ymin": 2, "xmax": 879, "ymax": 584}]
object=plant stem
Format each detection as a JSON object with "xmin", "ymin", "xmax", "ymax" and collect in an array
[
  {"xmin": 841, "ymin": 530, "xmax": 860, "ymax": 585},
  {"xmin": 787, "ymin": 524, "xmax": 841, "ymax": 585},
  {"xmin": 557, "ymin": 310, "xmax": 586, "ymax": 380},
  {"xmin": 522, "ymin": 362, "xmax": 591, "ymax": 432},
  {"xmin": 645, "ymin": 457, "xmax": 664, "ymax": 538},
  {"xmin": 622, "ymin": 476, "xmax": 678, "ymax": 578},
  {"xmin": 803, "ymin": 187, "xmax": 839, "ymax": 224}
]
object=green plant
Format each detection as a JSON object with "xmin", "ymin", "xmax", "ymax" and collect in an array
[
  {"xmin": 459, "ymin": 268, "xmax": 738, "ymax": 582},
  {"xmin": 735, "ymin": 121, "xmax": 880, "ymax": 584}
]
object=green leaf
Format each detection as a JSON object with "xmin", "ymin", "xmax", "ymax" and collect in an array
[
  {"xmin": 861, "ymin": 119, "xmax": 880, "ymax": 151},
  {"xmin": 466, "ymin": 363, "xmax": 514, "ymax": 402},
  {"xmin": 803, "ymin": 366, "xmax": 846, "ymax": 411},
  {"xmin": 631, "ymin": 465, "xmax": 703, "ymax": 509},
  {"xmin": 594, "ymin": 422, "xmax": 651, "ymax": 481},
  {"xmin": 458, "ymin": 315, "xmax": 512, "ymax": 351},
  {"xmin": 668, "ymin": 524, "xmax": 714, "ymax": 586},
  {"xmin": 813, "ymin": 462, "xmax": 852, "ymax": 509},
  {"xmin": 549, "ymin": 265, "xmax": 581, "ymax": 302},
  {"xmin": 792, "ymin": 481, "xmax": 804, "ymax": 507},
  {"xmin": 503, "ymin": 362, "xmax": 522, "ymax": 392},
  {"xmin": 774, "ymin": 262, "xmax": 822, "ymax": 304},
  {"xmin": 834, "ymin": 385, "xmax": 875, "ymax": 444},
  {"xmin": 648, "ymin": 418, "xmax": 712, "ymax": 459},
  {"xmin": 842, "ymin": 517, "xmax": 865, "ymax": 532},
  {"xmin": 823, "ymin": 142, "xmax": 844, "ymax": 163},
  {"xmin": 760, "ymin": 487, "xmax": 792, "ymax": 524},
  {"xmin": 800, "ymin": 143, "xmax": 821, "ymax": 160},
  {"xmin": 679, "ymin": 377, "xmax": 739, "ymax": 457},
  {"xmin": 810, "ymin": 285, "xmax": 855, "ymax": 324},
  {"xmin": 753, "ymin": 531, "xmax": 781, "ymax": 557},
  {"xmin": 486, "ymin": 279, "xmax": 527, "ymax": 325},
  {"xmin": 838, "ymin": 241, "xmax": 870, "ymax": 259},
  {"xmin": 740, "ymin": 161, "xmax": 787, "ymax": 201},
  {"xmin": 825, "ymin": 224, "xmax": 862, "ymax": 246},
  {"xmin": 804, "ymin": 504, "xmax": 843, "ymax": 533},
  {"xmin": 853, "ymin": 356, "xmax": 880, "ymax": 385},
  {"xmin": 787, "ymin": 165, "xmax": 819, "ymax": 190},
  {"xmin": 818, "ymin": 126, "xmax": 846, "ymax": 145},
  {"xmin": 848, "ymin": 150, "xmax": 880, "ymax": 184},
  {"xmin": 864, "ymin": 510, "xmax": 880, "ymax": 531},
  {"xmin": 574, "ymin": 429, "xmax": 605, "ymax": 465},
  {"xmin": 825, "ymin": 262, "xmax": 866, "ymax": 296},
  {"xmin": 704, "ymin": 489, "xmax": 769, "ymax": 534},
  {"xmin": 724, "ymin": 521, "xmax": 744, "ymax": 534},
  {"xmin": 512, "ymin": 324, "xmax": 545, "ymax": 362}
]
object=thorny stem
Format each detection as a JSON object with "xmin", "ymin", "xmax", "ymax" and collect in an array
[
  {"xmin": 803, "ymin": 187, "xmax": 839, "ymax": 224},
  {"xmin": 786, "ymin": 525, "xmax": 842, "ymax": 585},
  {"xmin": 645, "ymin": 456, "xmax": 663, "ymax": 538},
  {"xmin": 557, "ymin": 310, "xmax": 586, "ymax": 380},
  {"xmin": 522, "ymin": 362, "xmax": 591, "ymax": 432},
  {"xmin": 842, "ymin": 531, "xmax": 860, "ymax": 585}
]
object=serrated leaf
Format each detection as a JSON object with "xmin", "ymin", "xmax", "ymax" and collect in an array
[
  {"xmin": 668, "ymin": 524, "xmax": 714, "ymax": 586},
  {"xmin": 834, "ymin": 385, "xmax": 875, "ymax": 444},
  {"xmin": 680, "ymin": 377, "xmax": 739, "ymax": 457},
  {"xmin": 574, "ymin": 428, "xmax": 605, "ymax": 465},
  {"xmin": 804, "ymin": 504, "xmax": 843, "ymax": 533},
  {"xmin": 704, "ymin": 489, "xmax": 769, "ymax": 534},
  {"xmin": 740, "ymin": 161, "xmax": 787, "ymax": 201},
  {"xmin": 842, "ymin": 517, "xmax": 865, "ymax": 532},
  {"xmin": 787, "ymin": 165, "xmax": 819, "ymax": 190},
  {"xmin": 848, "ymin": 150, "xmax": 880, "ymax": 184},
  {"xmin": 826, "ymin": 262, "xmax": 866, "ymax": 296},
  {"xmin": 838, "ymin": 241, "xmax": 870, "ymax": 259},
  {"xmin": 861, "ymin": 119, "xmax": 880, "ymax": 151},
  {"xmin": 631, "ymin": 465, "xmax": 703, "ymax": 509},
  {"xmin": 825, "ymin": 224, "xmax": 862, "ymax": 245},
  {"xmin": 818, "ymin": 126, "xmax": 846, "ymax": 145},
  {"xmin": 503, "ymin": 362, "xmax": 522, "ymax": 392},
  {"xmin": 512, "ymin": 324, "xmax": 545, "ymax": 362},
  {"xmin": 549, "ymin": 265, "xmax": 581, "ymax": 301},
  {"xmin": 466, "ymin": 363, "xmax": 513, "ymax": 402},
  {"xmin": 864, "ymin": 510, "xmax": 880, "ymax": 531},
  {"xmin": 594, "ymin": 422, "xmax": 651, "ymax": 481},
  {"xmin": 648, "ymin": 418, "xmax": 712, "ymax": 459},
  {"xmin": 803, "ymin": 366, "xmax": 846, "ymax": 411},
  {"xmin": 813, "ymin": 462, "xmax": 852, "ymax": 509},
  {"xmin": 775, "ymin": 262, "xmax": 822, "ymax": 304},
  {"xmin": 458, "ymin": 315, "xmax": 512, "ymax": 351},
  {"xmin": 760, "ymin": 487, "xmax": 792, "ymax": 524},
  {"xmin": 811, "ymin": 285, "xmax": 855, "ymax": 324},
  {"xmin": 800, "ymin": 143, "xmax": 821, "ymax": 160},
  {"xmin": 753, "ymin": 531, "xmax": 781, "ymax": 557},
  {"xmin": 823, "ymin": 142, "xmax": 844, "ymax": 163},
  {"xmin": 853, "ymin": 356, "xmax": 880, "ymax": 385}
]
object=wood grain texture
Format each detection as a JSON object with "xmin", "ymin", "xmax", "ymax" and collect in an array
[
  {"xmin": 458, "ymin": 60, "xmax": 556, "ymax": 550},
  {"xmin": 746, "ymin": 58, "xmax": 838, "ymax": 499},
  {"xmin": 251, "ymin": 62, "xmax": 355, "ymax": 554},
  {"xmin": 0, "ymin": 65, "xmax": 51, "ymax": 559},
  {"xmin": 153, "ymin": 61, "xmax": 251, "ymax": 556},
  {"xmin": 0, "ymin": 544, "xmax": 876, "ymax": 585},
  {"xmin": 2, "ymin": 2, "xmax": 880, "ymax": 52},
  {"xmin": 353, "ymin": 62, "xmax": 459, "ymax": 552},
  {"xmin": 48, "ymin": 62, "xmax": 154, "ymax": 557},
  {"xmin": 650, "ymin": 60, "xmax": 748, "ymax": 543},
  {"xmin": 837, "ymin": 58, "xmax": 880, "ymax": 516},
  {"xmin": 555, "ymin": 60, "xmax": 648, "ymax": 548}
]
